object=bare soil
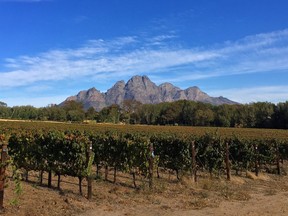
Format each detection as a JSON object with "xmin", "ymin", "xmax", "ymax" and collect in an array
[{"xmin": 2, "ymin": 167, "xmax": 288, "ymax": 216}]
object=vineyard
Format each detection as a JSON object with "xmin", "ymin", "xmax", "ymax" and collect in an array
[{"xmin": 0, "ymin": 121, "xmax": 288, "ymax": 215}]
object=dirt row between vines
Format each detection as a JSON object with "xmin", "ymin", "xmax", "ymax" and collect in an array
[{"xmin": 1, "ymin": 164, "xmax": 288, "ymax": 216}]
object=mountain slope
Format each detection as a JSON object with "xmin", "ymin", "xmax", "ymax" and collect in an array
[{"xmin": 62, "ymin": 75, "xmax": 237, "ymax": 110}]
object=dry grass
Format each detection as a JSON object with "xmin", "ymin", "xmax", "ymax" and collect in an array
[
  {"xmin": 246, "ymin": 171, "xmax": 271, "ymax": 181},
  {"xmin": 257, "ymin": 173, "xmax": 271, "ymax": 181},
  {"xmin": 1, "ymin": 164, "xmax": 288, "ymax": 216},
  {"xmin": 230, "ymin": 176, "xmax": 246, "ymax": 185},
  {"xmin": 246, "ymin": 171, "xmax": 258, "ymax": 179}
]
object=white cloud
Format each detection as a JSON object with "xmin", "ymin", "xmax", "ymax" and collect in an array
[
  {"xmin": 220, "ymin": 29, "xmax": 288, "ymax": 54},
  {"xmin": 209, "ymin": 86, "xmax": 288, "ymax": 104},
  {"xmin": 0, "ymin": 37, "xmax": 220, "ymax": 87},
  {"xmin": 146, "ymin": 34, "xmax": 178, "ymax": 46},
  {"xmin": 1, "ymin": 29, "xmax": 288, "ymax": 103}
]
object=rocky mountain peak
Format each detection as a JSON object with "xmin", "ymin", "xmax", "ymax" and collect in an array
[
  {"xmin": 159, "ymin": 82, "xmax": 177, "ymax": 89},
  {"xmin": 114, "ymin": 80, "xmax": 126, "ymax": 87},
  {"xmin": 87, "ymin": 87, "xmax": 99, "ymax": 96},
  {"xmin": 126, "ymin": 75, "xmax": 155, "ymax": 89},
  {"xmin": 61, "ymin": 75, "xmax": 238, "ymax": 110},
  {"xmin": 184, "ymin": 86, "xmax": 209, "ymax": 101},
  {"xmin": 124, "ymin": 75, "xmax": 160, "ymax": 103},
  {"xmin": 105, "ymin": 80, "xmax": 126, "ymax": 106}
]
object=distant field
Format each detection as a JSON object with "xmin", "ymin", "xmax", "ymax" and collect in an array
[{"xmin": 1, "ymin": 120, "xmax": 288, "ymax": 141}]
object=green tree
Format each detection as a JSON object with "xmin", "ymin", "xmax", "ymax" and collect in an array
[
  {"xmin": 157, "ymin": 102, "xmax": 182, "ymax": 125},
  {"xmin": 11, "ymin": 106, "xmax": 39, "ymax": 120},
  {"xmin": 235, "ymin": 104, "xmax": 256, "ymax": 128},
  {"xmin": 62, "ymin": 101, "xmax": 84, "ymax": 112},
  {"xmin": 98, "ymin": 104, "xmax": 121, "ymax": 123},
  {"xmin": 252, "ymin": 102, "xmax": 275, "ymax": 128},
  {"xmin": 85, "ymin": 107, "xmax": 98, "ymax": 120},
  {"xmin": 0, "ymin": 106, "xmax": 12, "ymax": 118},
  {"xmin": 67, "ymin": 110, "xmax": 85, "ymax": 122},
  {"xmin": 62, "ymin": 101, "xmax": 85, "ymax": 122},
  {"xmin": 214, "ymin": 104, "xmax": 234, "ymax": 127},
  {"xmin": 181, "ymin": 100, "xmax": 197, "ymax": 125},
  {"xmin": 47, "ymin": 106, "xmax": 67, "ymax": 121},
  {"xmin": 273, "ymin": 101, "xmax": 288, "ymax": 129},
  {"xmin": 121, "ymin": 99, "xmax": 142, "ymax": 124},
  {"xmin": 0, "ymin": 101, "xmax": 7, "ymax": 107},
  {"xmin": 137, "ymin": 104, "xmax": 160, "ymax": 125},
  {"xmin": 193, "ymin": 104, "xmax": 214, "ymax": 126}
]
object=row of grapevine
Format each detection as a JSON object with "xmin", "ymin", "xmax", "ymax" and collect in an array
[
  {"xmin": 5, "ymin": 128, "xmax": 288, "ymax": 196},
  {"xmin": 89, "ymin": 132, "xmax": 152, "ymax": 187},
  {"xmin": 152, "ymin": 132, "xmax": 288, "ymax": 179},
  {"xmin": 8, "ymin": 130, "xmax": 91, "ymax": 193}
]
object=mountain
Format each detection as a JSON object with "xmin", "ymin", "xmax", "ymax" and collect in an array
[{"xmin": 61, "ymin": 75, "xmax": 237, "ymax": 111}]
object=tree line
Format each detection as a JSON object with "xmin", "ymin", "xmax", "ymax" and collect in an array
[{"xmin": 0, "ymin": 100, "xmax": 288, "ymax": 129}]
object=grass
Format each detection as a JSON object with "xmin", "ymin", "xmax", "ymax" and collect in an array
[{"xmin": 2, "ymin": 161, "xmax": 288, "ymax": 216}]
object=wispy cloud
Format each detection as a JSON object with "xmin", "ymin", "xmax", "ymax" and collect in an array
[
  {"xmin": 146, "ymin": 34, "xmax": 178, "ymax": 46},
  {"xmin": 210, "ymin": 86, "xmax": 288, "ymax": 104},
  {"xmin": 0, "ymin": 35, "xmax": 220, "ymax": 87},
  {"xmin": 1, "ymin": 29, "xmax": 288, "ymax": 91}
]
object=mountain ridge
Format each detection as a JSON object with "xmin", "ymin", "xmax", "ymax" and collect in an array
[{"xmin": 62, "ymin": 75, "xmax": 237, "ymax": 111}]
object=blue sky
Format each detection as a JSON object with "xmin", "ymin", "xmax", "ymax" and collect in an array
[{"xmin": 1, "ymin": 0, "xmax": 288, "ymax": 107}]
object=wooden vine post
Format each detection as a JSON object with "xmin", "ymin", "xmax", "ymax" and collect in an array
[
  {"xmin": 275, "ymin": 143, "xmax": 281, "ymax": 175},
  {"xmin": 225, "ymin": 142, "xmax": 231, "ymax": 181},
  {"xmin": 148, "ymin": 143, "xmax": 154, "ymax": 189},
  {"xmin": 87, "ymin": 142, "xmax": 93, "ymax": 200},
  {"xmin": 48, "ymin": 171, "xmax": 52, "ymax": 188},
  {"xmin": 191, "ymin": 141, "xmax": 197, "ymax": 183},
  {"xmin": 0, "ymin": 142, "xmax": 8, "ymax": 212},
  {"xmin": 254, "ymin": 145, "xmax": 259, "ymax": 177}
]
